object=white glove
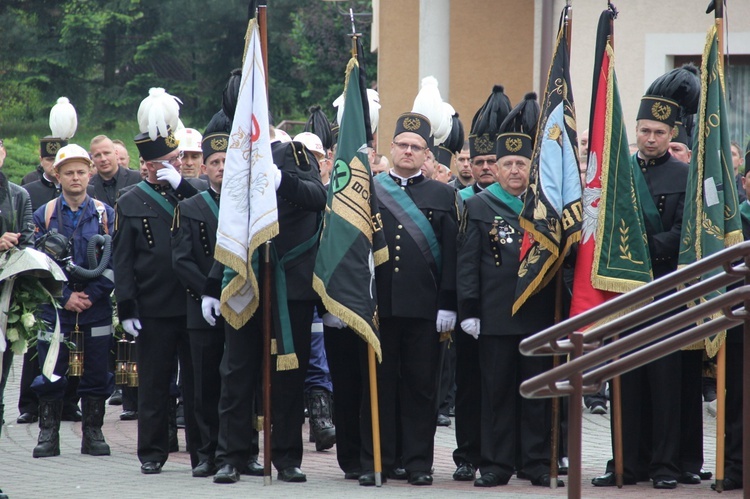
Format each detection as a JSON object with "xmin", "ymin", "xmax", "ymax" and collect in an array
[
  {"xmin": 322, "ymin": 312, "xmax": 346, "ymax": 329},
  {"xmin": 271, "ymin": 163, "xmax": 282, "ymax": 190},
  {"xmin": 436, "ymin": 309, "xmax": 457, "ymax": 333},
  {"xmin": 157, "ymin": 162, "xmax": 183, "ymax": 189},
  {"xmin": 460, "ymin": 318, "xmax": 480, "ymax": 340},
  {"xmin": 122, "ymin": 318, "xmax": 142, "ymax": 337},
  {"xmin": 201, "ymin": 296, "xmax": 222, "ymax": 327}
]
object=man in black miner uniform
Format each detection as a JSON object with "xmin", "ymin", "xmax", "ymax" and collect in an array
[
  {"xmin": 357, "ymin": 112, "xmax": 458, "ymax": 487},
  {"xmin": 113, "ymin": 93, "xmax": 201, "ymax": 474},
  {"xmin": 21, "ymin": 136, "xmax": 63, "ymax": 186},
  {"xmin": 592, "ymin": 70, "xmax": 694, "ymax": 490},
  {"xmin": 451, "ymin": 85, "xmax": 511, "ymax": 483},
  {"xmin": 171, "ymin": 132, "xmax": 235, "ymax": 478},
  {"xmin": 458, "ymin": 95, "xmax": 560, "ymax": 488},
  {"xmin": 205, "ymin": 137, "xmax": 326, "ymax": 485}
]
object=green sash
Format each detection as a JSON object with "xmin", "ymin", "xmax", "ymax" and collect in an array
[
  {"xmin": 630, "ymin": 155, "xmax": 664, "ymax": 234},
  {"xmin": 485, "ymin": 183, "xmax": 523, "ymax": 215},
  {"xmin": 135, "ymin": 181, "xmax": 175, "ymax": 218},
  {"xmin": 374, "ymin": 172, "xmax": 442, "ymax": 280},
  {"xmin": 199, "ymin": 190, "xmax": 219, "ymax": 219},
  {"xmin": 740, "ymin": 200, "xmax": 750, "ymax": 223},
  {"xmin": 222, "ymin": 225, "xmax": 321, "ymax": 371},
  {"xmin": 459, "ymin": 185, "xmax": 476, "ymax": 201}
]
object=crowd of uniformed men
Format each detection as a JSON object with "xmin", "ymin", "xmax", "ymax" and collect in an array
[{"xmin": 0, "ymin": 62, "xmax": 747, "ymax": 493}]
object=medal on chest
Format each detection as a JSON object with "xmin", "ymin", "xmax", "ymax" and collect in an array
[{"xmin": 489, "ymin": 216, "xmax": 516, "ymax": 245}]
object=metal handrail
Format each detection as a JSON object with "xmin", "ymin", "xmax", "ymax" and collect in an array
[{"xmin": 517, "ymin": 240, "xmax": 750, "ymax": 499}]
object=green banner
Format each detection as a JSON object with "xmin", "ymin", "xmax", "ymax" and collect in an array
[
  {"xmin": 312, "ymin": 58, "xmax": 387, "ymax": 361},
  {"xmin": 678, "ymin": 25, "xmax": 743, "ymax": 357}
]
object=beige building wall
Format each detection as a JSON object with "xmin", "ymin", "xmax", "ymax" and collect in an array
[
  {"xmin": 376, "ymin": 0, "xmax": 535, "ymax": 154},
  {"xmin": 554, "ymin": 0, "xmax": 750, "ymax": 135}
]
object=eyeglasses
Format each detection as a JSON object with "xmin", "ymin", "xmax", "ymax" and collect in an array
[
  {"xmin": 161, "ymin": 151, "xmax": 184, "ymax": 166},
  {"xmin": 473, "ymin": 158, "xmax": 497, "ymax": 167},
  {"xmin": 393, "ymin": 141, "xmax": 427, "ymax": 154}
]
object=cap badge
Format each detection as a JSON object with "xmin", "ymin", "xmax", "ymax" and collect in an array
[
  {"xmin": 476, "ymin": 134, "xmax": 493, "ymax": 154},
  {"xmin": 165, "ymin": 132, "xmax": 178, "ymax": 148},
  {"xmin": 46, "ymin": 142, "xmax": 60, "ymax": 155},
  {"xmin": 505, "ymin": 137, "xmax": 522, "ymax": 153},
  {"xmin": 403, "ymin": 117, "xmax": 422, "ymax": 131},
  {"xmin": 211, "ymin": 137, "xmax": 228, "ymax": 151},
  {"xmin": 651, "ymin": 102, "xmax": 671, "ymax": 121}
]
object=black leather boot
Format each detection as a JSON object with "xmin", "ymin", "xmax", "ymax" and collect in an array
[
  {"xmin": 33, "ymin": 399, "xmax": 63, "ymax": 458},
  {"xmin": 168, "ymin": 397, "xmax": 178, "ymax": 452},
  {"xmin": 306, "ymin": 389, "xmax": 336, "ymax": 451},
  {"xmin": 81, "ymin": 397, "xmax": 111, "ymax": 456}
]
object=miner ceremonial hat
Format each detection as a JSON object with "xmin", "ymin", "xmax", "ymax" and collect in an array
[
  {"xmin": 468, "ymin": 85, "xmax": 511, "ymax": 158},
  {"xmin": 43, "ymin": 97, "xmax": 78, "ymax": 159},
  {"xmin": 134, "ymin": 87, "xmax": 182, "ymax": 161},
  {"xmin": 201, "ymin": 133, "xmax": 229, "ymax": 161},
  {"xmin": 637, "ymin": 64, "xmax": 700, "ymax": 128},
  {"xmin": 393, "ymin": 112, "xmax": 433, "ymax": 148},
  {"xmin": 53, "ymin": 143, "xmax": 93, "ymax": 170},
  {"xmin": 496, "ymin": 92, "xmax": 539, "ymax": 160}
]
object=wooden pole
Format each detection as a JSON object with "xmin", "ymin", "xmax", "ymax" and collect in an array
[
  {"xmin": 256, "ymin": 0, "xmax": 273, "ymax": 486},
  {"xmin": 368, "ymin": 345, "xmax": 383, "ymax": 486}
]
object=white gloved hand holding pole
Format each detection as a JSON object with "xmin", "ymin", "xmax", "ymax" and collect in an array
[{"xmin": 436, "ymin": 310, "xmax": 457, "ymax": 333}]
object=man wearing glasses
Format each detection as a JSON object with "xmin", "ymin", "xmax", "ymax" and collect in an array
[
  {"xmin": 113, "ymin": 106, "xmax": 201, "ymax": 475},
  {"xmin": 359, "ymin": 112, "xmax": 458, "ymax": 486}
]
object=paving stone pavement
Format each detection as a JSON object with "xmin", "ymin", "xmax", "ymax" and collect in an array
[{"xmin": 0, "ymin": 354, "xmax": 736, "ymax": 498}]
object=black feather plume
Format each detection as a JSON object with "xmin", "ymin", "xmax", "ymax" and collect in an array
[
  {"xmin": 222, "ymin": 68, "xmax": 242, "ymax": 121},
  {"xmin": 646, "ymin": 64, "xmax": 701, "ymax": 116},
  {"xmin": 500, "ymin": 92, "xmax": 540, "ymax": 137},
  {"xmin": 441, "ymin": 114, "xmax": 465, "ymax": 155},
  {"xmin": 204, "ymin": 109, "xmax": 232, "ymax": 136},
  {"xmin": 470, "ymin": 85, "xmax": 512, "ymax": 137},
  {"xmin": 304, "ymin": 106, "xmax": 333, "ymax": 151}
]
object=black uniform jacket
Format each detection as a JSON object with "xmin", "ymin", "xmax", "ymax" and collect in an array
[
  {"xmin": 171, "ymin": 189, "xmax": 222, "ymax": 330},
  {"xmin": 457, "ymin": 189, "xmax": 554, "ymax": 336},
  {"xmin": 113, "ymin": 179, "xmax": 198, "ymax": 320},
  {"xmin": 374, "ymin": 173, "xmax": 458, "ymax": 321},
  {"xmin": 24, "ymin": 175, "xmax": 95, "ymax": 211},
  {"xmin": 89, "ymin": 167, "xmax": 142, "ymax": 208},
  {"xmin": 636, "ymin": 152, "xmax": 688, "ymax": 278}
]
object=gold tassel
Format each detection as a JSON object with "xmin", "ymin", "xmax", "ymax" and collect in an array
[
  {"xmin": 270, "ymin": 338, "xmax": 277, "ymax": 355},
  {"xmin": 254, "ymin": 415, "xmax": 264, "ymax": 432},
  {"xmin": 276, "ymin": 353, "xmax": 299, "ymax": 371}
]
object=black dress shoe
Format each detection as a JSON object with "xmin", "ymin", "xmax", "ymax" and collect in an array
[
  {"xmin": 192, "ymin": 460, "xmax": 218, "ymax": 477},
  {"xmin": 712, "ymin": 478, "xmax": 742, "ymax": 491},
  {"xmin": 16, "ymin": 412, "xmax": 38, "ymax": 424},
  {"xmin": 699, "ymin": 469, "xmax": 713, "ymax": 480},
  {"xmin": 344, "ymin": 470, "xmax": 362, "ymax": 480},
  {"xmin": 213, "ymin": 464, "xmax": 240, "ymax": 483},
  {"xmin": 436, "ymin": 414, "xmax": 451, "ymax": 427},
  {"xmin": 140, "ymin": 462, "xmax": 162, "ymax": 475},
  {"xmin": 359, "ymin": 472, "xmax": 386, "ymax": 486},
  {"xmin": 678, "ymin": 471, "xmax": 701, "ymax": 484},
  {"xmin": 408, "ymin": 471, "xmax": 433, "ymax": 485},
  {"xmin": 119, "ymin": 410, "xmax": 138, "ymax": 421},
  {"xmin": 242, "ymin": 457, "xmax": 264, "ymax": 476},
  {"xmin": 531, "ymin": 474, "xmax": 564, "ymax": 487},
  {"xmin": 474, "ymin": 472, "xmax": 508, "ymax": 487},
  {"xmin": 387, "ymin": 467, "xmax": 408, "ymax": 480},
  {"xmin": 278, "ymin": 467, "xmax": 306, "ymax": 483},
  {"xmin": 453, "ymin": 462, "xmax": 476, "ymax": 481},
  {"xmin": 653, "ymin": 477, "xmax": 678, "ymax": 489},
  {"xmin": 591, "ymin": 471, "xmax": 636, "ymax": 486}
]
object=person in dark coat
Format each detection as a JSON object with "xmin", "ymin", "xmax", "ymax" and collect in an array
[
  {"xmin": 113, "ymin": 94, "xmax": 201, "ymax": 474},
  {"xmin": 356, "ymin": 112, "xmax": 458, "ymax": 487},
  {"xmin": 88, "ymin": 135, "xmax": 142, "ymax": 208},
  {"xmin": 205, "ymin": 137, "xmax": 326, "ymax": 485}
]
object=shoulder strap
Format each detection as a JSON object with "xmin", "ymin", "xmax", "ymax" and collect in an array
[
  {"xmin": 44, "ymin": 199, "xmax": 57, "ymax": 230},
  {"xmin": 92, "ymin": 199, "xmax": 109, "ymax": 235}
]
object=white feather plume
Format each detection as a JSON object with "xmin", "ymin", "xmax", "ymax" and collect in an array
[
  {"xmin": 137, "ymin": 88, "xmax": 183, "ymax": 141},
  {"xmin": 332, "ymin": 88, "xmax": 381, "ymax": 133},
  {"xmin": 49, "ymin": 97, "xmax": 78, "ymax": 140},
  {"xmin": 411, "ymin": 76, "xmax": 453, "ymax": 145}
]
